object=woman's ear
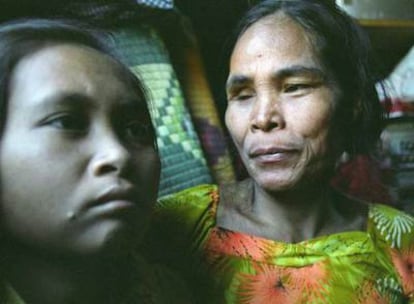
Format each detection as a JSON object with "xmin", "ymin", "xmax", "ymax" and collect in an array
[{"xmin": 352, "ymin": 98, "xmax": 363, "ymax": 123}]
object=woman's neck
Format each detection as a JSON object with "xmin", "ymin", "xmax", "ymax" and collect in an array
[
  {"xmin": 252, "ymin": 182, "xmax": 337, "ymax": 242},
  {"xmin": 1, "ymin": 245, "xmax": 132, "ymax": 304},
  {"xmin": 218, "ymin": 179, "xmax": 367, "ymax": 243}
]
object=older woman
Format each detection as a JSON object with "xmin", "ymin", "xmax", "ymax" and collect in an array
[
  {"xmin": 0, "ymin": 19, "xmax": 192, "ymax": 304},
  {"xmin": 146, "ymin": 1, "xmax": 414, "ymax": 303}
]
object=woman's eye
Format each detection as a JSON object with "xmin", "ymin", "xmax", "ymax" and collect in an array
[
  {"xmin": 47, "ymin": 114, "xmax": 88, "ymax": 132},
  {"xmin": 227, "ymin": 88, "xmax": 255, "ymax": 102},
  {"xmin": 284, "ymin": 83, "xmax": 312, "ymax": 93},
  {"xmin": 232, "ymin": 91, "xmax": 254, "ymax": 102},
  {"xmin": 124, "ymin": 121, "xmax": 153, "ymax": 143},
  {"xmin": 236, "ymin": 94, "xmax": 253, "ymax": 101}
]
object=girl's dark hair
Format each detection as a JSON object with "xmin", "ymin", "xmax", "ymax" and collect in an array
[
  {"xmin": 0, "ymin": 18, "xmax": 152, "ymax": 139},
  {"xmin": 228, "ymin": 0, "xmax": 384, "ymax": 156}
]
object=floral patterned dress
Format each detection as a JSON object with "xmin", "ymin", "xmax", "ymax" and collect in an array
[{"xmin": 146, "ymin": 182, "xmax": 414, "ymax": 304}]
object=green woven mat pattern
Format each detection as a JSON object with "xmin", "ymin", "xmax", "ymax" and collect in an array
[{"xmin": 106, "ymin": 25, "xmax": 212, "ymax": 197}]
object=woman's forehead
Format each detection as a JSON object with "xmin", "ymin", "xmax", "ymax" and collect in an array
[{"xmin": 231, "ymin": 15, "xmax": 318, "ymax": 70}]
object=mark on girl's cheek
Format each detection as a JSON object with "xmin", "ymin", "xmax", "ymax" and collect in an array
[{"xmin": 66, "ymin": 211, "xmax": 77, "ymax": 221}]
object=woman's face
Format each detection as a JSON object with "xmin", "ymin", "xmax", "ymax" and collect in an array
[
  {"xmin": 226, "ymin": 14, "xmax": 339, "ymax": 192},
  {"xmin": 0, "ymin": 44, "xmax": 160, "ymax": 256}
]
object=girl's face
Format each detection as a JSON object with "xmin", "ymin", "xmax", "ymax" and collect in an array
[{"xmin": 0, "ymin": 44, "xmax": 160, "ymax": 256}]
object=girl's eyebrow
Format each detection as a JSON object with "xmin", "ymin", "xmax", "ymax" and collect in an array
[
  {"xmin": 31, "ymin": 92, "xmax": 94, "ymax": 110},
  {"xmin": 33, "ymin": 91, "xmax": 146, "ymax": 116}
]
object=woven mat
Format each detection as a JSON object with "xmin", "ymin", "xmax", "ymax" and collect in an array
[
  {"xmin": 106, "ymin": 25, "xmax": 212, "ymax": 197},
  {"xmin": 180, "ymin": 47, "xmax": 236, "ymax": 183}
]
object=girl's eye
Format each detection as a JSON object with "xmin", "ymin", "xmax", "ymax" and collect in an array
[
  {"xmin": 124, "ymin": 121, "xmax": 154, "ymax": 144},
  {"xmin": 46, "ymin": 114, "xmax": 89, "ymax": 132}
]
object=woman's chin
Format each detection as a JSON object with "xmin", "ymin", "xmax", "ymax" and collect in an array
[{"xmin": 253, "ymin": 174, "xmax": 300, "ymax": 193}]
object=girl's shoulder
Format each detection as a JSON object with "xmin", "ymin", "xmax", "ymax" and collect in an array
[{"xmin": 0, "ymin": 279, "xmax": 25, "ymax": 304}]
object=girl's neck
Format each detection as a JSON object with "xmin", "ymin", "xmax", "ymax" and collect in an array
[{"xmin": 1, "ymin": 245, "xmax": 132, "ymax": 304}]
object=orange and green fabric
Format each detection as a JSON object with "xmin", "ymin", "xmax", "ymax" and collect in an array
[{"xmin": 146, "ymin": 183, "xmax": 414, "ymax": 303}]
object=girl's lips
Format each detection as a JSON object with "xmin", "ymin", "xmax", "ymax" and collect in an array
[
  {"xmin": 80, "ymin": 185, "xmax": 139, "ymax": 213},
  {"xmin": 93, "ymin": 186, "xmax": 137, "ymax": 208},
  {"xmin": 83, "ymin": 186, "xmax": 142, "ymax": 217}
]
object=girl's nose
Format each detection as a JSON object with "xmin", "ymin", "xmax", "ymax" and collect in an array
[{"xmin": 90, "ymin": 132, "xmax": 131, "ymax": 177}]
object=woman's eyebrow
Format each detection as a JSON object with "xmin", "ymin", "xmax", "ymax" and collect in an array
[
  {"xmin": 273, "ymin": 65, "xmax": 326, "ymax": 80},
  {"xmin": 226, "ymin": 66, "xmax": 326, "ymax": 92},
  {"xmin": 226, "ymin": 75, "xmax": 253, "ymax": 93}
]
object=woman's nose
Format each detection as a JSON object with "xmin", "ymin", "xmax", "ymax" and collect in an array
[
  {"xmin": 90, "ymin": 132, "xmax": 131, "ymax": 177},
  {"xmin": 250, "ymin": 94, "xmax": 284, "ymax": 132}
]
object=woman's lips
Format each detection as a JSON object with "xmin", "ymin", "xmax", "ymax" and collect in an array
[{"xmin": 249, "ymin": 147, "xmax": 298, "ymax": 163}]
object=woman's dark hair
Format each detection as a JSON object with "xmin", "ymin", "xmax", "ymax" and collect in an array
[
  {"xmin": 0, "ymin": 18, "xmax": 153, "ymax": 140},
  {"xmin": 228, "ymin": 0, "xmax": 384, "ymax": 156}
]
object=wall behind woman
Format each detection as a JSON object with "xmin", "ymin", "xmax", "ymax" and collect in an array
[{"xmin": 176, "ymin": 0, "xmax": 251, "ymax": 122}]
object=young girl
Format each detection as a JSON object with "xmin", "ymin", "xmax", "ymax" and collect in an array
[{"xmin": 0, "ymin": 19, "xmax": 190, "ymax": 304}]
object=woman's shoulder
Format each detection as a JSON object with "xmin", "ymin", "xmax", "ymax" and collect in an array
[
  {"xmin": 155, "ymin": 183, "xmax": 219, "ymax": 219},
  {"xmin": 368, "ymin": 203, "xmax": 414, "ymax": 249},
  {"xmin": 367, "ymin": 204, "xmax": 414, "ymax": 300},
  {"xmin": 369, "ymin": 203, "xmax": 414, "ymax": 220},
  {"xmin": 158, "ymin": 183, "xmax": 218, "ymax": 205},
  {"xmin": 147, "ymin": 184, "xmax": 219, "ymax": 244},
  {"xmin": 143, "ymin": 184, "xmax": 222, "ymax": 300},
  {"xmin": 148, "ymin": 181, "xmax": 251, "ymax": 249}
]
